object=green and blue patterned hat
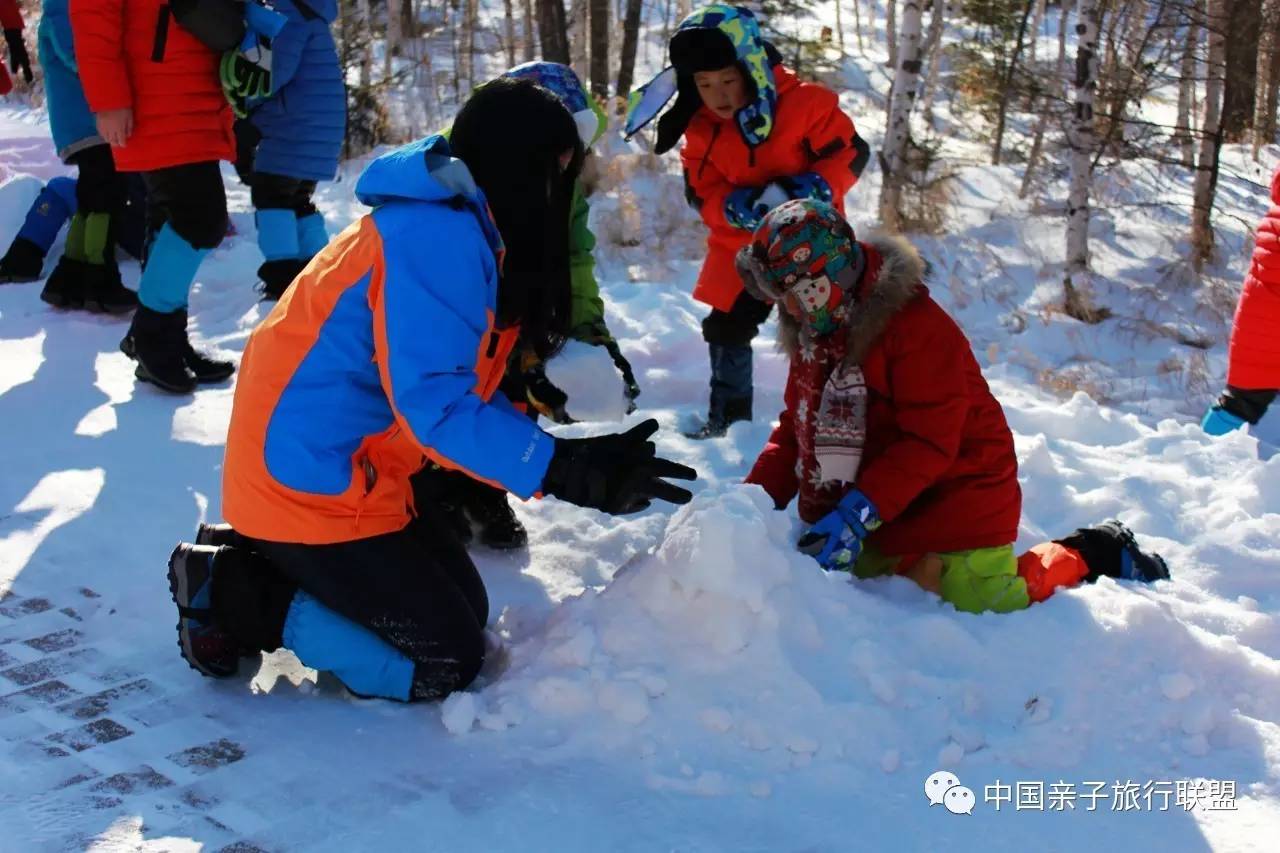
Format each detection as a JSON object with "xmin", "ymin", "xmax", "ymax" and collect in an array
[{"xmin": 623, "ymin": 5, "xmax": 778, "ymax": 152}]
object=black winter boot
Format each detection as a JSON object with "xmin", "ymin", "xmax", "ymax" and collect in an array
[
  {"xmin": 83, "ymin": 262, "xmax": 139, "ymax": 314},
  {"xmin": 464, "ymin": 484, "xmax": 528, "ymax": 550},
  {"xmin": 121, "ymin": 306, "xmax": 198, "ymax": 394},
  {"xmin": 0, "ymin": 237, "xmax": 45, "ymax": 283},
  {"xmin": 684, "ymin": 396, "xmax": 753, "ymax": 440},
  {"xmin": 168, "ymin": 543, "xmax": 243, "ymax": 678},
  {"xmin": 258, "ymin": 259, "xmax": 308, "ymax": 301},
  {"xmin": 40, "ymin": 257, "xmax": 89, "ymax": 308},
  {"xmin": 178, "ymin": 311, "xmax": 235, "ymax": 383},
  {"xmin": 1055, "ymin": 520, "xmax": 1171, "ymax": 584},
  {"xmin": 196, "ymin": 522, "xmax": 250, "ymax": 549}
]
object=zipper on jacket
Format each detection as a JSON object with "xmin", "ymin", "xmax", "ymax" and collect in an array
[
  {"xmin": 151, "ymin": 5, "xmax": 171, "ymax": 63},
  {"xmin": 697, "ymin": 124, "xmax": 722, "ymax": 181}
]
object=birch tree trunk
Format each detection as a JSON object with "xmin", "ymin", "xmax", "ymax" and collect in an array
[
  {"xmin": 571, "ymin": 0, "xmax": 589, "ymax": 79},
  {"xmin": 853, "ymin": 0, "xmax": 865, "ymax": 53},
  {"xmin": 462, "ymin": 0, "xmax": 477, "ymax": 93},
  {"xmin": 1063, "ymin": 0, "xmax": 1103, "ymax": 320},
  {"xmin": 835, "ymin": 0, "xmax": 845, "ymax": 50},
  {"xmin": 617, "ymin": 0, "xmax": 645, "ymax": 98},
  {"xmin": 887, "ymin": 0, "xmax": 900, "ymax": 67},
  {"xmin": 1030, "ymin": 0, "xmax": 1046, "ymax": 63},
  {"xmin": 1057, "ymin": 0, "xmax": 1073, "ymax": 81},
  {"xmin": 878, "ymin": 0, "xmax": 925, "ymax": 231},
  {"xmin": 356, "ymin": 0, "xmax": 373, "ymax": 88},
  {"xmin": 505, "ymin": 0, "xmax": 518, "ymax": 67},
  {"xmin": 920, "ymin": 0, "xmax": 947, "ymax": 127},
  {"xmin": 524, "ymin": 0, "xmax": 537, "ymax": 62},
  {"xmin": 1191, "ymin": 0, "xmax": 1227, "ymax": 269},
  {"xmin": 386, "ymin": 0, "xmax": 403, "ymax": 80},
  {"xmin": 590, "ymin": 0, "xmax": 610, "ymax": 98},
  {"xmin": 1252, "ymin": 0, "xmax": 1280, "ymax": 158},
  {"xmin": 1175, "ymin": 5, "xmax": 1200, "ymax": 168}
]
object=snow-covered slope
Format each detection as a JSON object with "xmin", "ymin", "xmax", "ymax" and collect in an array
[{"xmin": 2, "ymin": 30, "xmax": 1279, "ymax": 853}]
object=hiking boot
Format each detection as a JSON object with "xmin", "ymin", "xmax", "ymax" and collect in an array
[
  {"xmin": 258, "ymin": 259, "xmax": 308, "ymax": 301},
  {"xmin": 180, "ymin": 310, "xmax": 235, "ymax": 384},
  {"xmin": 465, "ymin": 486, "xmax": 527, "ymax": 550},
  {"xmin": 195, "ymin": 522, "xmax": 249, "ymax": 549},
  {"xmin": 40, "ymin": 257, "xmax": 88, "ymax": 308},
  {"xmin": 83, "ymin": 263, "xmax": 138, "ymax": 315},
  {"xmin": 167, "ymin": 543, "xmax": 241, "ymax": 678},
  {"xmin": 1056, "ymin": 520, "xmax": 1171, "ymax": 584},
  {"xmin": 121, "ymin": 305, "xmax": 198, "ymax": 394},
  {"xmin": 0, "ymin": 237, "xmax": 45, "ymax": 283},
  {"xmin": 683, "ymin": 397, "xmax": 753, "ymax": 440}
]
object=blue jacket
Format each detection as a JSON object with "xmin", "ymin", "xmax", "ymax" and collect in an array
[
  {"xmin": 248, "ymin": 0, "xmax": 346, "ymax": 182},
  {"xmin": 222, "ymin": 136, "xmax": 556, "ymax": 544},
  {"xmin": 38, "ymin": 0, "xmax": 101, "ymax": 162}
]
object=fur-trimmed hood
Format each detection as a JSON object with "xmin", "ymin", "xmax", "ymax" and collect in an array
[{"xmin": 778, "ymin": 233, "xmax": 926, "ymax": 365}]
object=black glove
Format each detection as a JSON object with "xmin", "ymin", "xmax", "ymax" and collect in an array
[
  {"xmin": 542, "ymin": 419, "xmax": 697, "ymax": 515},
  {"xmin": 523, "ymin": 363, "xmax": 574, "ymax": 425},
  {"xmin": 602, "ymin": 339, "xmax": 641, "ymax": 408},
  {"xmin": 4, "ymin": 29, "xmax": 31, "ymax": 84}
]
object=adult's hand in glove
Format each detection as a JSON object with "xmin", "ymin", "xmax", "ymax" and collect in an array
[
  {"xmin": 3, "ymin": 29, "xmax": 31, "ymax": 84},
  {"xmin": 796, "ymin": 489, "xmax": 881, "ymax": 571},
  {"xmin": 542, "ymin": 419, "xmax": 697, "ymax": 515}
]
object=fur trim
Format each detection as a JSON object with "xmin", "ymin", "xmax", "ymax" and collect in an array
[{"xmin": 778, "ymin": 232, "xmax": 925, "ymax": 364}]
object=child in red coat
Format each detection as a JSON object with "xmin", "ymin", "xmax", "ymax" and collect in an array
[
  {"xmin": 71, "ymin": 0, "xmax": 239, "ymax": 394},
  {"xmin": 625, "ymin": 4, "xmax": 869, "ymax": 438},
  {"xmin": 1202, "ymin": 165, "xmax": 1280, "ymax": 434},
  {"xmin": 741, "ymin": 200, "xmax": 1169, "ymax": 612}
]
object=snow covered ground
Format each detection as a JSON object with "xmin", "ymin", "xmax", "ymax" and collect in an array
[{"xmin": 3, "ymin": 18, "xmax": 1280, "ymax": 851}]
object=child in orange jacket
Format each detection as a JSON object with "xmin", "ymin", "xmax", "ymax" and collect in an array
[{"xmin": 625, "ymin": 4, "xmax": 869, "ymax": 438}]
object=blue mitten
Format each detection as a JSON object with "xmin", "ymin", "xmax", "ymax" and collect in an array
[
  {"xmin": 797, "ymin": 490, "xmax": 881, "ymax": 571},
  {"xmin": 1201, "ymin": 405, "xmax": 1246, "ymax": 436},
  {"xmin": 777, "ymin": 172, "xmax": 834, "ymax": 204},
  {"xmin": 724, "ymin": 183, "xmax": 791, "ymax": 230}
]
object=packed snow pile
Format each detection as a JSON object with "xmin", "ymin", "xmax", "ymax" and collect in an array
[
  {"xmin": 441, "ymin": 482, "xmax": 1280, "ymax": 812},
  {"xmin": 544, "ymin": 339, "xmax": 630, "ymax": 423}
]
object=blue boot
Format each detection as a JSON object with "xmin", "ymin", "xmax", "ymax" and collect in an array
[
  {"xmin": 1201, "ymin": 406, "xmax": 1246, "ymax": 436},
  {"xmin": 296, "ymin": 212, "xmax": 329, "ymax": 259},
  {"xmin": 256, "ymin": 208, "xmax": 304, "ymax": 299}
]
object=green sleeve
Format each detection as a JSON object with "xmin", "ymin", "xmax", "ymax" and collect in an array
[{"xmin": 568, "ymin": 181, "xmax": 608, "ymax": 335}]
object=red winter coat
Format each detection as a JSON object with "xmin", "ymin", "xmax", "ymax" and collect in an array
[
  {"xmin": 1226, "ymin": 166, "xmax": 1280, "ymax": 390},
  {"xmin": 746, "ymin": 235, "xmax": 1022, "ymax": 557},
  {"xmin": 0, "ymin": 0, "xmax": 23, "ymax": 96},
  {"xmin": 681, "ymin": 65, "xmax": 866, "ymax": 312},
  {"xmin": 70, "ymin": 0, "xmax": 235, "ymax": 172}
]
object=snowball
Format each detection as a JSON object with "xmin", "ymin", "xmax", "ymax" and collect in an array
[
  {"xmin": 543, "ymin": 340, "xmax": 629, "ymax": 423},
  {"xmin": 750, "ymin": 781, "xmax": 773, "ymax": 798},
  {"xmin": 1160, "ymin": 673, "xmax": 1196, "ymax": 701},
  {"xmin": 880, "ymin": 749, "xmax": 901, "ymax": 774},
  {"xmin": 699, "ymin": 708, "xmax": 734, "ymax": 733},
  {"xmin": 441, "ymin": 692, "xmax": 479, "ymax": 735},
  {"xmin": 597, "ymin": 680, "xmax": 651, "ymax": 725},
  {"xmin": 937, "ymin": 742, "xmax": 965, "ymax": 767}
]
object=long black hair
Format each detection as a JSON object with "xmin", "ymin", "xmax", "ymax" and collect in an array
[{"xmin": 450, "ymin": 78, "xmax": 585, "ymax": 360}]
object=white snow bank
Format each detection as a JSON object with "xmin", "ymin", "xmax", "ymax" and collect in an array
[{"xmin": 447, "ymin": 486, "xmax": 1280, "ymax": 814}]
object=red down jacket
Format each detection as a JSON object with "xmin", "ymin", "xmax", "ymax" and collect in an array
[
  {"xmin": 70, "ymin": 0, "xmax": 235, "ymax": 171},
  {"xmin": 0, "ymin": 0, "xmax": 23, "ymax": 96},
  {"xmin": 1226, "ymin": 166, "xmax": 1280, "ymax": 390},
  {"xmin": 746, "ymin": 235, "xmax": 1023, "ymax": 557}
]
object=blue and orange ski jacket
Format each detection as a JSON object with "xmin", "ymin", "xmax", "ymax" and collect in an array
[{"xmin": 222, "ymin": 136, "xmax": 556, "ymax": 545}]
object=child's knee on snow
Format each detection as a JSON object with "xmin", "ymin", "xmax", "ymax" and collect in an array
[{"xmin": 936, "ymin": 548, "xmax": 1029, "ymax": 614}]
